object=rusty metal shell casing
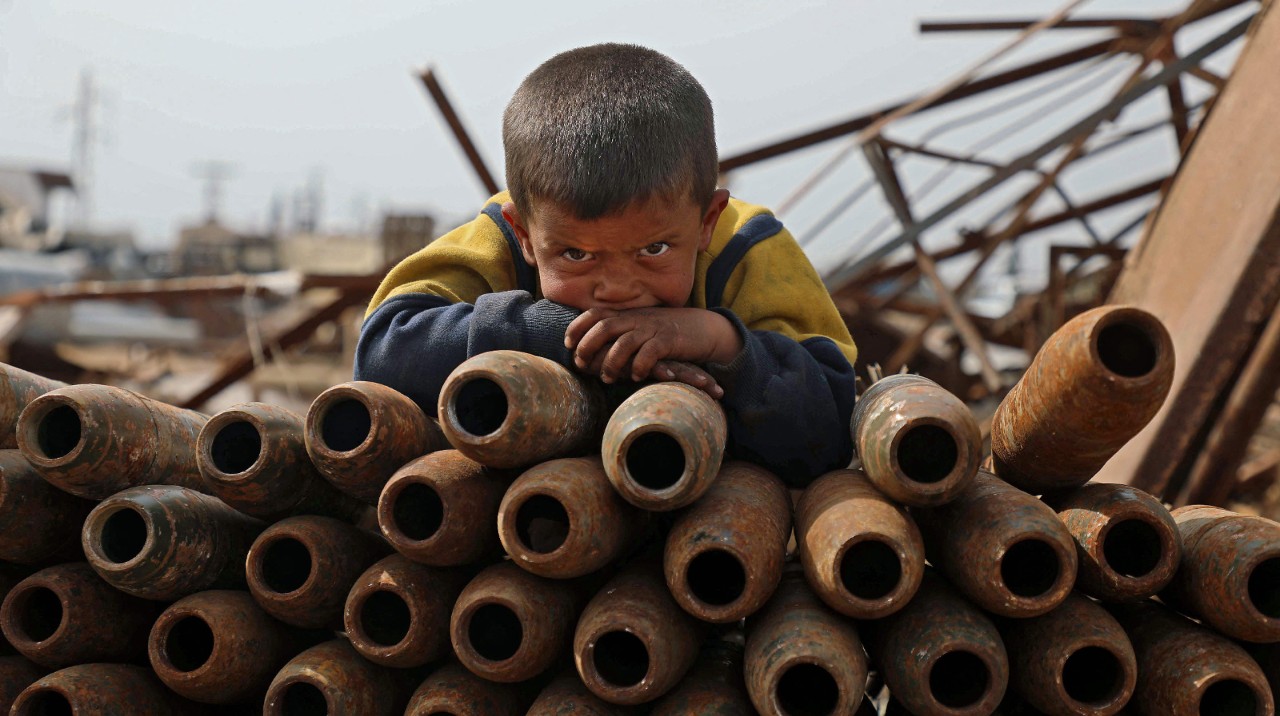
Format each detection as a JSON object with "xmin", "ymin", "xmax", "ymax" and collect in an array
[
  {"xmin": 81, "ymin": 485, "xmax": 265, "ymax": 600},
  {"xmin": 0, "ymin": 562, "xmax": 159, "ymax": 669},
  {"xmin": 197, "ymin": 402, "xmax": 364, "ymax": 521},
  {"xmin": 305, "ymin": 380, "xmax": 448, "ymax": 503},
  {"xmin": 0, "ymin": 656, "xmax": 43, "ymax": 714},
  {"xmin": 264, "ymin": 638, "xmax": 403, "ymax": 716},
  {"xmin": 378, "ymin": 449, "xmax": 511, "ymax": 566},
  {"xmin": 1044, "ymin": 483, "xmax": 1181, "ymax": 602},
  {"xmin": 602, "ymin": 382, "xmax": 727, "ymax": 511},
  {"xmin": 405, "ymin": 662, "xmax": 526, "ymax": 716},
  {"xmin": 1164, "ymin": 505, "xmax": 1280, "ymax": 642},
  {"xmin": 528, "ymin": 675, "xmax": 628, "ymax": 715},
  {"xmin": 664, "ymin": 461, "xmax": 791, "ymax": 623},
  {"xmin": 870, "ymin": 572, "xmax": 1009, "ymax": 716},
  {"xmin": 744, "ymin": 571, "xmax": 868, "ymax": 716},
  {"xmin": 438, "ymin": 350, "xmax": 606, "ymax": 469},
  {"xmin": 344, "ymin": 553, "xmax": 466, "ymax": 669},
  {"xmin": 149, "ymin": 589, "xmax": 319, "ymax": 704},
  {"xmin": 574, "ymin": 562, "xmax": 701, "ymax": 705},
  {"xmin": 247, "ymin": 515, "xmax": 390, "ymax": 629},
  {"xmin": 1110, "ymin": 600, "xmax": 1274, "ymax": 716},
  {"xmin": 915, "ymin": 471, "xmax": 1077, "ymax": 618},
  {"xmin": 851, "ymin": 373, "xmax": 981, "ymax": 506},
  {"xmin": 0, "ymin": 364, "xmax": 65, "ymax": 450},
  {"xmin": 450, "ymin": 561, "xmax": 581, "ymax": 683},
  {"xmin": 12, "ymin": 664, "xmax": 187, "ymax": 715},
  {"xmin": 1001, "ymin": 593, "xmax": 1137, "ymax": 716},
  {"xmin": 651, "ymin": 636, "xmax": 752, "ymax": 716},
  {"xmin": 500, "ymin": 457, "xmax": 643, "ymax": 579},
  {"xmin": 16, "ymin": 383, "xmax": 208, "ymax": 500},
  {"xmin": 991, "ymin": 306, "xmax": 1174, "ymax": 493},
  {"xmin": 0, "ymin": 451, "xmax": 94, "ymax": 564},
  {"xmin": 795, "ymin": 468, "xmax": 925, "ymax": 619}
]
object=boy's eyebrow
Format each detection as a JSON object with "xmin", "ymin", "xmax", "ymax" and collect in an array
[{"xmin": 542, "ymin": 230, "xmax": 686, "ymax": 251}]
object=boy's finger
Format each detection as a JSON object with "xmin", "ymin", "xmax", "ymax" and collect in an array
[
  {"xmin": 574, "ymin": 315, "xmax": 633, "ymax": 364},
  {"xmin": 630, "ymin": 342, "xmax": 672, "ymax": 382},
  {"xmin": 598, "ymin": 331, "xmax": 646, "ymax": 383},
  {"xmin": 565, "ymin": 308, "xmax": 615, "ymax": 349}
]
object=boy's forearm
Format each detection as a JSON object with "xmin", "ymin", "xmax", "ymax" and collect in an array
[{"xmin": 694, "ymin": 308, "xmax": 745, "ymax": 365}]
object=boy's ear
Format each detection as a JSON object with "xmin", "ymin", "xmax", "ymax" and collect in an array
[
  {"xmin": 699, "ymin": 189, "xmax": 731, "ymax": 252},
  {"xmin": 502, "ymin": 201, "xmax": 538, "ymax": 266}
]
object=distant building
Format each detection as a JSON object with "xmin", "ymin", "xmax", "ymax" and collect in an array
[
  {"xmin": 0, "ymin": 166, "xmax": 74, "ymax": 251},
  {"xmin": 172, "ymin": 220, "xmax": 280, "ymax": 275},
  {"xmin": 280, "ymin": 213, "xmax": 436, "ymax": 276}
]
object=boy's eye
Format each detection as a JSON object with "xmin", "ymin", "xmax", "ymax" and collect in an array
[
  {"xmin": 640, "ymin": 242, "xmax": 670, "ymax": 257},
  {"xmin": 562, "ymin": 248, "xmax": 591, "ymax": 262}
]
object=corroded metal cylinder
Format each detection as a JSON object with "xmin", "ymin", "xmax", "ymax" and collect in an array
[
  {"xmin": 527, "ymin": 675, "xmax": 627, "ymax": 715},
  {"xmin": 0, "ymin": 656, "xmax": 43, "ymax": 714},
  {"xmin": 745, "ymin": 571, "xmax": 868, "ymax": 716},
  {"xmin": 16, "ymin": 383, "xmax": 208, "ymax": 499},
  {"xmin": 870, "ymin": 572, "xmax": 1009, "ymax": 716},
  {"xmin": 247, "ymin": 515, "xmax": 390, "ymax": 629},
  {"xmin": 1164, "ymin": 505, "xmax": 1280, "ymax": 642},
  {"xmin": 305, "ymin": 380, "xmax": 448, "ymax": 503},
  {"xmin": 0, "ymin": 450, "xmax": 95, "ymax": 564},
  {"xmin": 378, "ymin": 449, "xmax": 511, "ymax": 566},
  {"xmin": 0, "ymin": 363, "xmax": 65, "ymax": 450},
  {"xmin": 438, "ymin": 350, "xmax": 606, "ymax": 469},
  {"xmin": 651, "ymin": 636, "xmax": 752, "ymax": 716},
  {"xmin": 915, "ymin": 471, "xmax": 1077, "ymax": 617},
  {"xmin": 344, "ymin": 554, "xmax": 465, "ymax": 669},
  {"xmin": 12, "ymin": 663, "xmax": 186, "ymax": 715},
  {"xmin": 573, "ymin": 562, "xmax": 701, "ymax": 705},
  {"xmin": 450, "ymin": 561, "xmax": 580, "ymax": 683},
  {"xmin": 1001, "ymin": 593, "xmax": 1137, "ymax": 716},
  {"xmin": 991, "ymin": 306, "xmax": 1174, "ymax": 493},
  {"xmin": 81, "ymin": 485, "xmax": 265, "ymax": 600},
  {"xmin": 601, "ymin": 382, "xmax": 727, "ymax": 511},
  {"xmin": 851, "ymin": 373, "xmax": 981, "ymax": 506},
  {"xmin": 664, "ymin": 461, "xmax": 790, "ymax": 623},
  {"xmin": 500, "ymin": 457, "xmax": 643, "ymax": 579},
  {"xmin": 197, "ymin": 402, "xmax": 364, "ymax": 521},
  {"xmin": 264, "ymin": 639, "xmax": 403, "ymax": 716},
  {"xmin": 405, "ymin": 663, "xmax": 526, "ymax": 716},
  {"xmin": 1044, "ymin": 483, "xmax": 1181, "ymax": 602},
  {"xmin": 795, "ymin": 468, "xmax": 925, "ymax": 619},
  {"xmin": 1110, "ymin": 600, "xmax": 1274, "ymax": 716},
  {"xmin": 149, "ymin": 589, "xmax": 317, "ymax": 704}
]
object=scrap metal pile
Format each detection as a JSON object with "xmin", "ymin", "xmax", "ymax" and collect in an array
[{"xmin": 0, "ymin": 304, "xmax": 1276, "ymax": 715}]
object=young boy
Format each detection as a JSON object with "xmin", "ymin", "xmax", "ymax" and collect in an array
[{"xmin": 355, "ymin": 43, "xmax": 858, "ymax": 485}]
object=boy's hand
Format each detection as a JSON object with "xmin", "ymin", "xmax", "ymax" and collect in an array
[
  {"xmin": 565, "ymin": 306, "xmax": 743, "ymax": 385},
  {"xmin": 653, "ymin": 360, "xmax": 724, "ymax": 399}
]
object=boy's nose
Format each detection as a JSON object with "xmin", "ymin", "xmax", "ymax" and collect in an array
[{"xmin": 592, "ymin": 270, "xmax": 643, "ymax": 306}]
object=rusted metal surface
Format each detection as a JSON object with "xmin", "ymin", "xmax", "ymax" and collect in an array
[
  {"xmin": 263, "ymin": 638, "xmax": 403, "ymax": 716},
  {"xmin": 12, "ymin": 663, "xmax": 187, "ymax": 715},
  {"xmin": 744, "ymin": 570, "xmax": 868, "ymax": 716},
  {"xmin": 378, "ymin": 449, "xmax": 511, "ymax": 566},
  {"xmin": 852, "ymin": 373, "xmax": 981, "ymax": 506},
  {"xmin": 1110, "ymin": 600, "xmax": 1274, "ymax": 716},
  {"xmin": 0, "ymin": 656, "xmax": 43, "ymax": 714},
  {"xmin": 915, "ymin": 470, "xmax": 1077, "ymax": 617},
  {"xmin": 0, "ymin": 562, "xmax": 158, "ymax": 669},
  {"xmin": 149, "ymin": 589, "xmax": 318, "ymax": 704},
  {"xmin": 870, "ymin": 571, "xmax": 1009, "ymax": 716},
  {"xmin": 1044, "ymin": 483, "xmax": 1181, "ymax": 601},
  {"xmin": 247, "ymin": 515, "xmax": 390, "ymax": 629},
  {"xmin": 197, "ymin": 402, "xmax": 364, "ymax": 521},
  {"xmin": 664, "ymin": 461, "xmax": 790, "ymax": 623},
  {"xmin": 500, "ymin": 456, "xmax": 642, "ymax": 579},
  {"xmin": 16, "ymin": 383, "xmax": 209, "ymax": 500},
  {"xmin": 305, "ymin": 380, "xmax": 448, "ymax": 503},
  {"xmin": 405, "ymin": 662, "xmax": 526, "ymax": 716},
  {"xmin": 81, "ymin": 485, "xmax": 266, "ymax": 600},
  {"xmin": 795, "ymin": 468, "xmax": 925, "ymax": 619},
  {"xmin": 651, "ymin": 636, "xmax": 752, "ymax": 716},
  {"xmin": 450, "ymin": 561, "xmax": 580, "ymax": 683},
  {"xmin": 0, "ymin": 451, "xmax": 94, "ymax": 564},
  {"xmin": 574, "ymin": 562, "xmax": 701, "ymax": 705},
  {"xmin": 438, "ymin": 350, "xmax": 606, "ymax": 469},
  {"xmin": 1163, "ymin": 505, "xmax": 1280, "ymax": 643},
  {"xmin": 0, "ymin": 364, "xmax": 64, "ymax": 450},
  {"xmin": 344, "ymin": 554, "xmax": 465, "ymax": 669},
  {"xmin": 418, "ymin": 67, "xmax": 503, "ymax": 197},
  {"xmin": 991, "ymin": 306, "xmax": 1174, "ymax": 493},
  {"xmin": 602, "ymin": 382, "xmax": 727, "ymax": 511},
  {"xmin": 528, "ymin": 675, "xmax": 628, "ymax": 715},
  {"xmin": 1001, "ymin": 593, "xmax": 1137, "ymax": 716}
]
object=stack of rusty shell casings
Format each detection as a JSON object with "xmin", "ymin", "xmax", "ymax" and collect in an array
[
  {"xmin": 990, "ymin": 305, "xmax": 1175, "ymax": 493},
  {"xmin": 0, "ymin": 656, "xmax": 44, "ymax": 713},
  {"xmin": 12, "ymin": 663, "xmax": 194, "ymax": 715},
  {"xmin": 528, "ymin": 674, "xmax": 628, "ymax": 715},
  {"xmin": 0, "ymin": 451, "xmax": 94, "ymax": 564},
  {"xmin": 263, "ymin": 639, "xmax": 409, "ymax": 716},
  {"xmin": 344, "ymin": 554, "xmax": 466, "ymax": 669},
  {"xmin": 651, "ymin": 635, "xmax": 752, "ymax": 715},
  {"xmin": 438, "ymin": 350, "xmax": 607, "ymax": 469},
  {"xmin": 305, "ymin": 380, "xmax": 449, "ymax": 503},
  {"xmin": 16, "ymin": 383, "xmax": 208, "ymax": 499},
  {"xmin": 0, "ymin": 363, "xmax": 65, "ymax": 449},
  {"xmin": 851, "ymin": 372, "xmax": 982, "ymax": 506},
  {"xmin": 404, "ymin": 662, "xmax": 527, "ymax": 716}
]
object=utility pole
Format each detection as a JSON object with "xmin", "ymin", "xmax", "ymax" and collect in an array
[
  {"xmin": 69, "ymin": 69, "xmax": 101, "ymax": 228},
  {"xmin": 190, "ymin": 160, "xmax": 237, "ymax": 224}
]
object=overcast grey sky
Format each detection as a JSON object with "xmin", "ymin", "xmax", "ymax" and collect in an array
[{"xmin": 1, "ymin": 0, "xmax": 1220, "ymax": 255}]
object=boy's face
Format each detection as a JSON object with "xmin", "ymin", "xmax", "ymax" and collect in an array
[{"xmin": 504, "ymin": 189, "xmax": 730, "ymax": 312}]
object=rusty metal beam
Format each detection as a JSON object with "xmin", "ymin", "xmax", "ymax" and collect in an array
[
  {"xmin": 417, "ymin": 67, "xmax": 501, "ymax": 196},
  {"xmin": 919, "ymin": 18, "xmax": 1162, "ymax": 34}
]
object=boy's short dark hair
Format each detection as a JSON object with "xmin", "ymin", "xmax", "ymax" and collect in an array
[{"xmin": 502, "ymin": 43, "xmax": 718, "ymax": 220}]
